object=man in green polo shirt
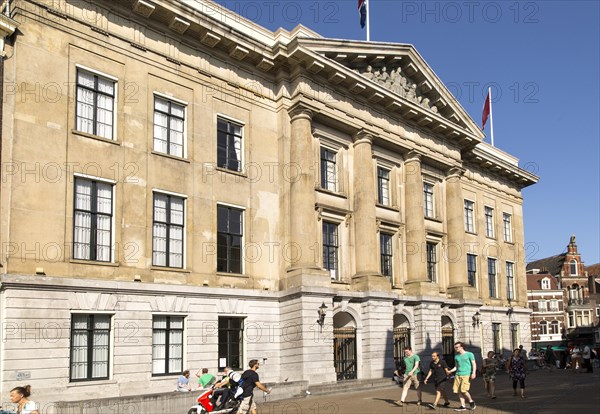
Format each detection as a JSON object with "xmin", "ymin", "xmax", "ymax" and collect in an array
[
  {"xmin": 394, "ymin": 346, "xmax": 422, "ymax": 407},
  {"xmin": 447, "ymin": 341, "xmax": 477, "ymax": 411}
]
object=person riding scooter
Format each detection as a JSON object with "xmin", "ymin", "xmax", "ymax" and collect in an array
[{"xmin": 212, "ymin": 367, "xmax": 241, "ymax": 410}]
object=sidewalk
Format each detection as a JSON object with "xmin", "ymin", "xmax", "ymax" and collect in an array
[{"xmin": 259, "ymin": 368, "xmax": 600, "ymax": 414}]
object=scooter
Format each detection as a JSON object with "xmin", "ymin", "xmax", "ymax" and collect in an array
[{"xmin": 187, "ymin": 386, "xmax": 242, "ymax": 414}]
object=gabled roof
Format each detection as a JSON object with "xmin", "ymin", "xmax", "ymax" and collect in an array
[
  {"xmin": 527, "ymin": 254, "xmax": 566, "ymax": 277},
  {"xmin": 526, "ymin": 273, "xmax": 560, "ymax": 290}
]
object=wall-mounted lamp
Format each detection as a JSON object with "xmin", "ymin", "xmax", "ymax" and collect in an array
[
  {"xmin": 316, "ymin": 302, "xmax": 328, "ymax": 328},
  {"xmin": 506, "ymin": 307, "xmax": 514, "ymax": 317},
  {"xmin": 472, "ymin": 311, "xmax": 481, "ymax": 327}
]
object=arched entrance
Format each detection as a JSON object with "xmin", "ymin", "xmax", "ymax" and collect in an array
[
  {"xmin": 393, "ymin": 314, "xmax": 411, "ymax": 367},
  {"xmin": 333, "ymin": 312, "xmax": 357, "ymax": 380},
  {"xmin": 441, "ymin": 316, "xmax": 455, "ymax": 368}
]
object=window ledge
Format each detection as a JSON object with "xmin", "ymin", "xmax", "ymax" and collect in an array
[
  {"xmin": 151, "ymin": 151, "xmax": 190, "ymax": 163},
  {"xmin": 331, "ymin": 279, "xmax": 350, "ymax": 285},
  {"xmin": 504, "ymin": 240, "xmax": 515, "ymax": 245},
  {"xmin": 151, "ymin": 266, "xmax": 191, "ymax": 274},
  {"xmin": 316, "ymin": 187, "xmax": 348, "ymax": 199},
  {"xmin": 150, "ymin": 374, "xmax": 179, "ymax": 381},
  {"xmin": 68, "ymin": 379, "xmax": 117, "ymax": 387},
  {"xmin": 376, "ymin": 203, "xmax": 400, "ymax": 213},
  {"xmin": 465, "ymin": 231, "xmax": 477, "ymax": 236},
  {"xmin": 70, "ymin": 259, "xmax": 119, "ymax": 267},
  {"xmin": 216, "ymin": 272, "xmax": 247, "ymax": 278},
  {"xmin": 72, "ymin": 129, "xmax": 119, "ymax": 145},
  {"xmin": 215, "ymin": 167, "xmax": 247, "ymax": 178},
  {"xmin": 486, "ymin": 236, "xmax": 497, "ymax": 241},
  {"xmin": 424, "ymin": 216, "xmax": 443, "ymax": 223}
]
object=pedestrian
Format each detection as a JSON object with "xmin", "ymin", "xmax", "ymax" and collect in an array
[
  {"xmin": 212, "ymin": 367, "xmax": 237, "ymax": 410},
  {"xmin": 582, "ymin": 345, "xmax": 593, "ymax": 373},
  {"xmin": 394, "ymin": 346, "xmax": 422, "ymax": 407},
  {"xmin": 176, "ymin": 370, "xmax": 192, "ymax": 392},
  {"xmin": 519, "ymin": 345, "xmax": 527, "ymax": 359},
  {"xmin": 544, "ymin": 345, "xmax": 556, "ymax": 371},
  {"xmin": 423, "ymin": 351, "xmax": 451, "ymax": 409},
  {"xmin": 236, "ymin": 359, "xmax": 271, "ymax": 414},
  {"xmin": 506, "ymin": 348, "xmax": 527, "ymax": 398},
  {"xmin": 481, "ymin": 351, "xmax": 497, "ymax": 399},
  {"xmin": 5, "ymin": 385, "xmax": 39, "ymax": 414},
  {"xmin": 196, "ymin": 367, "xmax": 217, "ymax": 389},
  {"xmin": 571, "ymin": 346, "xmax": 582, "ymax": 373},
  {"xmin": 447, "ymin": 341, "xmax": 476, "ymax": 412}
]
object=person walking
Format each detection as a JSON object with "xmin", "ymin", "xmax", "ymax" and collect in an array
[
  {"xmin": 544, "ymin": 345, "xmax": 556, "ymax": 371},
  {"xmin": 423, "ymin": 351, "xmax": 451, "ymax": 409},
  {"xmin": 394, "ymin": 346, "xmax": 422, "ymax": 407},
  {"xmin": 447, "ymin": 341, "xmax": 476, "ymax": 412},
  {"xmin": 481, "ymin": 351, "xmax": 497, "ymax": 399},
  {"xmin": 236, "ymin": 359, "xmax": 271, "ymax": 414},
  {"xmin": 506, "ymin": 348, "xmax": 527, "ymax": 398},
  {"xmin": 582, "ymin": 345, "xmax": 593, "ymax": 373}
]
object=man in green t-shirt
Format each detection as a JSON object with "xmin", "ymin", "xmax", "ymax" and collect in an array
[
  {"xmin": 447, "ymin": 341, "xmax": 477, "ymax": 411},
  {"xmin": 394, "ymin": 346, "xmax": 422, "ymax": 407}
]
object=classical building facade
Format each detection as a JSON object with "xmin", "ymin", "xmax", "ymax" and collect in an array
[{"xmin": 0, "ymin": 0, "xmax": 537, "ymax": 404}]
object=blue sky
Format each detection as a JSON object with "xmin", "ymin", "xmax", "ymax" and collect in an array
[{"xmin": 213, "ymin": 0, "xmax": 600, "ymax": 265}]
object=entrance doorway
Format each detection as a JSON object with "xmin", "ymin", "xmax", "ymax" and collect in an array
[
  {"xmin": 442, "ymin": 316, "xmax": 455, "ymax": 369},
  {"xmin": 333, "ymin": 312, "xmax": 357, "ymax": 380}
]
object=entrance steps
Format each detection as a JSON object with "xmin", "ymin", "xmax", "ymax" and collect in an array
[{"xmin": 306, "ymin": 377, "xmax": 398, "ymax": 397}]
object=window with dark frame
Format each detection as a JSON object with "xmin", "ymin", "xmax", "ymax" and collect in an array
[
  {"xmin": 377, "ymin": 167, "xmax": 391, "ymax": 205},
  {"xmin": 152, "ymin": 193, "xmax": 184, "ymax": 268},
  {"xmin": 323, "ymin": 221, "xmax": 339, "ymax": 280},
  {"xmin": 217, "ymin": 118, "xmax": 243, "ymax": 172},
  {"xmin": 570, "ymin": 259, "xmax": 578, "ymax": 275},
  {"xmin": 76, "ymin": 69, "xmax": 115, "ymax": 140},
  {"xmin": 152, "ymin": 316, "xmax": 184, "ymax": 375},
  {"xmin": 492, "ymin": 323, "xmax": 501, "ymax": 354},
  {"xmin": 539, "ymin": 321, "xmax": 548, "ymax": 335},
  {"xmin": 424, "ymin": 182, "xmax": 434, "ymax": 218},
  {"xmin": 380, "ymin": 233, "xmax": 393, "ymax": 278},
  {"xmin": 549, "ymin": 321, "xmax": 559, "ymax": 335},
  {"xmin": 73, "ymin": 178, "xmax": 113, "ymax": 262},
  {"xmin": 320, "ymin": 147, "xmax": 337, "ymax": 191},
  {"xmin": 154, "ymin": 97, "xmax": 185, "ymax": 157},
  {"xmin": 485, "ymin": 206, "xmax": 494, "ymax": 238},
  {"xmin": 426, "ymin": 242, "xmax": 437, "ymax": 282},
  {"xmin": 488, "ymin": 258, "xmax": 497, "ymax": 298},
  {"xmin": 510, "ymin": 323, "xmax": 519, "ymax": 350},
  {"xmin": 217, "ymin": 205, "xmax": 243, "ymax": 274},
  {"xmin": 70, "ymin": 314, "xmax": 110, "ymax": 381},
  {"xmin": 506, "ymin": 261, "xmax": 515, "ymax": 300},
  {"xmin": 467, "ymin": 254, "xmax": 477, "ymax": 287},
  {"xmin": 464, "ymin": 200, "xmax": 475, "ymax": 232},
  {"xmin": 218, "ymin": 317, "xmax": 244, "ymax": 371}
]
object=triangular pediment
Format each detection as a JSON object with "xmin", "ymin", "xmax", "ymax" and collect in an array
[{"xmin": 291, "ymin": 39, "xmax": 484, "ymax": 139}]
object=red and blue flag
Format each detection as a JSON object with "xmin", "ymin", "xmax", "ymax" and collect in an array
[{"xmin": 358, "ymin": 0, "xmax": 367, "ymax": 28}]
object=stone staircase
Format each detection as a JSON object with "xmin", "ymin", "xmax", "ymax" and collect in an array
[{"xmin": 305, "ymin": 378, "xmax": 398, "ymax": 397}]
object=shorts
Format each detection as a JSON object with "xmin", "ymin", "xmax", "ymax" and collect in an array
[
  {"xmin": 237, "ymin": 396, "xmax": 256, "ymax": 414},
  {"xmin": 453, "ymin": 375, "xmax": 471, "ymax": 393},
  {"xmin": 483, "ymin": 371, "xmax": 496, "ymax": 381},
  {"xmin": 402, "ymin": 374, "xmax": 420, "ymax": 391},
  {"xmin": 434, "ymin": 380, "xmax": 448, "ymax": 392}
]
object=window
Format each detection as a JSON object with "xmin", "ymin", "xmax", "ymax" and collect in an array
[
  {"xmin": 219, "ymin": 317, "xmax": 244, "ymax": 370},
  {"xmin": 217, "ymin": 205, "xmax": 243, "ymax": 274},
  {"xmin": 570, "ymin": 259, "xmax": 578, "ymax": 275},
  {"xmin": 464, "ymin": 200, "xmax": 475, "ymax": 232},
  {"xmin": 488, "ymin": 258, "xmax": 497, "ymax": 298},
  {"xmin": 538, "ymin": 299, "xmax": 547, "ymax": 312},
  {"xmin": 377, "ymin": 167, "xmax": 391, "ymax": 205},
  {"xmin": 510, "ymin": 323, "xmax": 519, "ymax": 351},
  {"xmin": 596, "ymin": 307, "xmax": 600, "ymax": 317},
  {"xmin": 550, "ymin": 321, "xmax": 559, "ymax": 335},
  {"xmin": 427, "ymin": 242, "xmax": 437, "ymax": 282},
  {"xmin": 568, "ymin": 312, "xmax": 575, "ymax": 328},
  {"xmin": 154, "ymin": 96, "xmax": 185, "ymax": 157},
  {"xmin": 217, "ymin": 117, "xmax": 243, "ymax": 172},
  {"xmin": 76, "ymin": 69, "xmax": 115, "ymax": 139},
  {"xmin": 153, "ymin": 193, "xmax": 185, "ymax": 268},
  {"xmin": 423, "ymin": 182, "xmax": 434, "ymax": 218},
  {"xmin": 467, "ymin": 254, "xmax": 477, "ymax": 287},
  {"xmin": 492, "ymin": 323, "xmax": 501, "ymax": 354},
  {"xmin": 506, "ymin": 262, "xmax": 515, "ymax": 300},
  {"xmin": 380, "ymin": 233, "xmax": 393, "ymax": 279},
  {"xmin": 485, "ymin": 207, "xmax": 495, "ymax": 238},
  {"xmin": 503, "ymin": 213, "xmax": 512, "ymax": 242},
  {"xmin": 541, "ymin": 278, "xmax": 551, "ymax": 289},
  {"xmin": 323, "ymin": 221, "xmax": 339, "ymax": 279},
  {"xmin": 70, "ymin": 314, "xmax": 110, "ymax": 381},
  {"xmin": 152, "ymin": 316, "xmax": 184, "ymax": 375},
  {"xmin": 539, "ymin": 321, "xmax": 548, "ymax": 335},
  {"xmin": 73, "ymin": 178, "xmax": 113, "ymax": 262},
  {"xmin": 320, "ymin": 147, "xmax": 337, "ymax": 191},
  {"xmin": 549, "ymin": 299, "xmax": 559, "ymax": 312}
]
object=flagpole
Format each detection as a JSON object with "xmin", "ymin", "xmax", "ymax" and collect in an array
[
  {"xmin": 489, "ymin": 86, "xmax": 495, "ymax": 147},
  {"xmin": 366, "ymin": 0, "xmax": 370, "ymax": 41}
]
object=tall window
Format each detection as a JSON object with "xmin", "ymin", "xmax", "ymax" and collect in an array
[
  {"xmin": 217, "ymin": 205, "xmax": 243, "ymax": 274},
  {"xmin": 377, "ymin": 167, "xmax": 391, "ymax": 205},
  {"xmin": 506, "ymin": 261, "xmax": 515, "ymax": 300},
  {"xmin": 464, "ymin": 200, "xmax": 475, "ymax": 232},
  {"xmin": 510, "ymin": 323, "xmax": 519, "ymax": 351},
  {"xmin": 73, "ymin": 178, "xmax": 113, "ymax": 262},
  {"xmin": 153, "ymin": 193, "xmax": 185, "ymax": 268},
  {"xmin": 492, "ymin": 323, "xmax": 501, "ymax": 354},
  {"xmin": 219, "ymin": 317, "xmax": 244, "ymax": 371},
  {"xmin": 467, "ymin": 254, "xmax": 477, "ymax": 286},
  {"xmin": 427, "ymin": 242, "xmax": 437, "ymax": 282},
  {"xmin": 217, "ymin": 117, "xmax": 243, "ymax": 171},
  {"xmin": 570, "ymin": 259, "xmax": 578, "ymax": 275},
  {"xmin": 70, "ymin": 314, "xmax": 110, "ymax": 381},
  {"xmin": 538, "ymin": 299, "xmax": 547, "ymax": 312},
  {"xmin": 549, "ymin": 299, "xmax": 559, "ymax": 312},
  {"xmin": 380, "ymin": 233, "xmax": 393, "ymax": 278},
  {"xmin": 152, "ymin": 316, "xmax": 184, "ymax": 375},
  {"xmin": 320, "ymin": 147, "xmax": 337, "ymax": 191},
  {"xmin": 485, "ymin": 206, "xmax": 495, "ymax": 238},
  {"xmin": 423, "ymin": 182, "xmax": 434, "ymax": 218},
  {"xmin": 488, "ymin": 258, "xmax": 497, "ymax": 298},
  {"xmin": 154, "ymin": 96, "xmax": 185, "ymax": 157},
  {"xmin": 550, "ymin": 321, "xmax": 559, "ymax": 335},
  {"xmin": 503, "ymin": 213, "xmax": 513, "ymax": 242},
  {"xmin": 539, "ymin": 321, "xmax": 548, "ymax": 335},
  {"xmin": 323, "ymin": 221, "xmax": 339, "ymax": 279},
  {"xmin": 568, "ymin": 312, "xmax": 575, "ymax": 328},
  {"xmin": 76, "ymin": 69, "xmax": 115, "ymax": 140}
]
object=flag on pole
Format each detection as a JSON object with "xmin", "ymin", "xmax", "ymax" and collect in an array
[
  {"xmin": 481, "ymin": 90, "xmax": 491, "ymax": 130},
  {"xmin": 358, "ymin": 0, "xmax": 367, "ymax": 28}
]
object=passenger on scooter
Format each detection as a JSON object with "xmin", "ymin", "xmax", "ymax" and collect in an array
[{"xmin": 212, "ymin": 367, "xmax": 239, "ymax": 410}]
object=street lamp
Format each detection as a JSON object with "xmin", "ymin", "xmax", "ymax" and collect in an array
[{"xmin": 317, "ymin": 302, "xmax": 328, "ymax": 328}]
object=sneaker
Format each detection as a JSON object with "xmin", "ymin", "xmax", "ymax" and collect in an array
[
  {"xmin": 427, "ymin": 403, "xmax": 437, "ymax": 409},
  {"xmin": 469, "ymin": 401, "xmax": 476, "ymax": 410},
  {"xmin": 395, "ymin": 401, "xmax": 404, "ymax": 407},
  {"xmin": 454, "ymin": 407, "xmax": 467, "ymax": 412},
  {"xmin": 443, "ymin": 402, "xmax": 451, "ymax": 407},
  {"xmin": 417, "ymin": 400, "xmax": 422, "ymax": 406}
]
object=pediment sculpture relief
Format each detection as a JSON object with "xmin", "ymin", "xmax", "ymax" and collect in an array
[{"xmin": 358, "ymin": 65, "xmax": 438, "ymax": 114}]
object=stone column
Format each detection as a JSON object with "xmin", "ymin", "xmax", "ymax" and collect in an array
[
  {"xmin": 403, "ymin": 151, "xmax": 432, "ymax": 295},
  {"xmin": 283, "ymin": 104, "xmax": 328, "ymax": 289},
  {"xmin": 351, "ymin": 131, "xmax": 389, "ymax": 290}
]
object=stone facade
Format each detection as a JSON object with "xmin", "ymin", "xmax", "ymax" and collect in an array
[{"xmin": 0, "ymin": 0, "xmax": 537, "ymax": 406}]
